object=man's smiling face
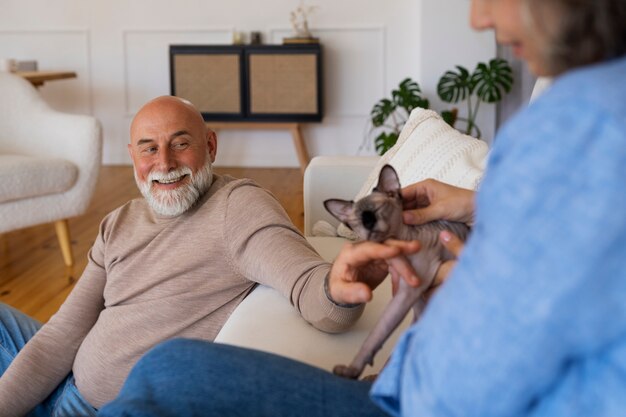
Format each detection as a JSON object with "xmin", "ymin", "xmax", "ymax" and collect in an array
[{"xmin": 128, "ymin": 96, "xmax": 217, "ymax": 216}]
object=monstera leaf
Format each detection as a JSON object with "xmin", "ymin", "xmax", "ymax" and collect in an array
[
  {"xmin": 371, "ymin": 78, "xmax": 429, "ymax": 128},
  {"xmin": 437, "ymin": 65, "xmax": 473, "ymax": 104},
  {"xmin": 368, "ymin": 61, "xmax": 513, "ymax": 154},
  {"xmin": 436, "ymin": 58, "xmax": 514, "ymax": 138},
  {"xmin": 471, "ymin": 58, "xmax": 514, "ymax": 103},
  {"xmin": 374, "ymin": 131, "xmax": 399, "ymax": 155},
  {"xmin": 369, "ymin": 78, "xmax": 429, "ymax": 155},
  {"xmin": 391, "ymin": 78, "xmax": 429, "ymax": 114},
  {"xmin": 370, "ymin": 98, "xmax": 396, "ymax": 127},
  {"xmin": 440, "ymin": 108, "xmax": 458, "ymax": 127}
]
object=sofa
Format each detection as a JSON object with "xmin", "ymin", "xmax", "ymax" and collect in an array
[
  {"xmin": 215, "ymin": 108, "xmax": 491, "ymax": 375},
  {"xmin": 215, "ymin": 155, "xmax": 412, "ymax": 374},
  {"xmin": 214, "ymin": 76, "xmax": 554, "ymax": 375}
]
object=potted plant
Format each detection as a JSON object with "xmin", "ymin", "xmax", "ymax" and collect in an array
[
  {"xmin": 369, "ymin": 58, "xmax": 514, "ymax": 155},
  {"xmin": 437, "ymin": 58, "xmax": 514, "ymax": 138},
  {"xmin": 369, "ymin": 78, "xmax": 430, "ymax": 155}
]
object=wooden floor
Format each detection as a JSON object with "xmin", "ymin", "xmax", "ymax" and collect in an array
[{"xmin": 0, "ymin": 166, "xmax": 304, "ymax": 323}]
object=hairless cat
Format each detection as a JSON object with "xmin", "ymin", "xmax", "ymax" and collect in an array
[{"xmin": 325, "ymin": 164, "xmax": 470, "ymax": 379}]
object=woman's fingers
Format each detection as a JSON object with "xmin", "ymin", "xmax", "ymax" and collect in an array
[
  {"xmin": 402, "ymin": 205, "xmax": 443, "ymax": 226},
  {"xmin": 430, "ymin": 231, "xmax": 464, "ymax": 290},
  {"xmin": 440, "ymin": 231, "xmax": 464, "ymax": 257},
  {"xmin": 434, "ymin": 260, "xmax": 456, "ymax": 287}
]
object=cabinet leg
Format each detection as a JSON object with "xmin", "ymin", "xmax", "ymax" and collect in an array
[{"xmin": 291, "ymin": 124, "xmax": 310, "ymax": 175}]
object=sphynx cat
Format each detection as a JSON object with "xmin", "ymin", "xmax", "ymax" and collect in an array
[{"xmin": 324, "ymin": 164, "xmax": 470, "ymax": 379}]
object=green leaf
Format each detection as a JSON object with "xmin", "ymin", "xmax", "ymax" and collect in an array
[
  {"xmin": 374, "ymin": 131, "xmax": 399, "ymax": 155},
  {"xmin": 391, "ymin": 78, "xmax": 429, "ymax": 113},
  {"xmin": 470, "ymin": 58, "xmax": 514, "ymax": 103},
  {"xmin": 441, "ymin": 109, "xmax": 457, "ymax": 127},
  {"xmin": 437, "ymin": 65, "xmax": 472, "ymax": 104},
  {"xmin": 370, "ymin": 98, "xmax": 396, "ymax": 127}
]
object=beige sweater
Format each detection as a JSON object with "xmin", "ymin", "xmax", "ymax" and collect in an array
[{"xmin": 0, "ymin": 175, "xmax": 363, "ymax": 415}]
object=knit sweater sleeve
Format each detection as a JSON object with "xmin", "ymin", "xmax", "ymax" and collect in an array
[
  {"xmin": 223, "ymin": 182, "xmax": 364, "ymax": 333},
  {"xmin": 0, "ymin": 223, "xmax": 108, "ymax": 416},
  {"xmin": 371, "ymin": 65, "xmax": 626, "ymax": 417}
]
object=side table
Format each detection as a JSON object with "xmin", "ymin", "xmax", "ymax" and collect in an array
[{"xmin": 16, "ymin": 71, "xmax": 77, "ymax": 88}]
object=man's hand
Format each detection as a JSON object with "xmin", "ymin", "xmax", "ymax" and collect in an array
[
  {"xmin": 401, "ymin": 179, "xmax": 475, "ymax": 226},
  {"xmin": 328, "ymin": 240, "xmax": 421, "ymax": 305}
]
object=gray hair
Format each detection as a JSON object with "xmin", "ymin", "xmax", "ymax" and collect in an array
[{"xmin": 524, "ymin": 0, "xmax": 626, "ymax": 74}]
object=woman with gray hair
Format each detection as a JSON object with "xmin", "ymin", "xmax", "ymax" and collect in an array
[{"xmin": 97, "ymin": 1, "xmax": 626, "ymax": 416}]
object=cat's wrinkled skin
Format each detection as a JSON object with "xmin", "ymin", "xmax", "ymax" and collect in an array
[{"xmin": 324, "ymin": 165, "xmax": 469, "ymax": 379}]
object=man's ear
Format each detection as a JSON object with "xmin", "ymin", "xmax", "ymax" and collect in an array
[
  {"xmin": 324, "ymin": 199, "xmax": 355, "ymax": 224},
  {"xmin": 207, "ymin": 129, "xmax": 217, "ymax": 162},
  {"xmin": 376, "ymin": 164, "xmax": 401, "ymax": 193}
]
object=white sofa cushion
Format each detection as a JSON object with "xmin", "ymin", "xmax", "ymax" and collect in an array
[{"xmin": 0, "ymin": 154, "xmax": 78, "ymax": 203}]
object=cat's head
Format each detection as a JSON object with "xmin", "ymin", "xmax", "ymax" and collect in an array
[{"xmin": 324, "ymin": 164, "xmax": 403, "ymax": 242}]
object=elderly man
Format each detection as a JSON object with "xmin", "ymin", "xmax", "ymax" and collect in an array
[{"xmin": 0, "ymin": 96, "xmax": 419, "ymax": 417}]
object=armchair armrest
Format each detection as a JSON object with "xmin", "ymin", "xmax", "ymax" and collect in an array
[
  {"xmin": 215, "ymin": 236, "xmax": 411, "ymax": 374},
  {"xmin": 303, "ymin": 156, "xmax": 378, "ymax": 236}
]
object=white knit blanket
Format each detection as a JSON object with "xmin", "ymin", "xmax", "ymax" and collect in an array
[{"xmin": 313, "ymin": 108, "xmax": 489, "ymax": 239}]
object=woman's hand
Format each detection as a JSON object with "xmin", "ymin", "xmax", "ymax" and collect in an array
[
  {"xmin": 425, "ymin": 230, "xmax": 466, "ymax": 299},
  {"xmin": 401, "ymin": 179, "xmax": 476, "ymax": 226},
  {"xmin": 328, "ymin": 239, "xmax": 421, "ymax": 305}
]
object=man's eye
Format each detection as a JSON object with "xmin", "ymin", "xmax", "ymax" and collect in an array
[
  {"xmin": 173, "ymin": 142, "xmax": 189, "ymax": 150},
  {"xmin": 142, "ymin": 147, "xmax": 157, "ymax": 154}
]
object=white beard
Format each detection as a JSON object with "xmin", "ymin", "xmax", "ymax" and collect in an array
[{"xmin": 135, "ymin": 157, "xmax": 214, "ymax": 217}]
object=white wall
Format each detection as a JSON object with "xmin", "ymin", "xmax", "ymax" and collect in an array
[{"xmin": 0, "ymin": 0, "xmax": 495, "ymax": 167}]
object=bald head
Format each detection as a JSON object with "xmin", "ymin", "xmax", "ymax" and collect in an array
[
  {"xmin": 128, "ymin": 95, "xmax": 216, "ymax": 165},
  {"xmin": 130, "ymin": 96, "xmax": 208, "ymax": 145}
]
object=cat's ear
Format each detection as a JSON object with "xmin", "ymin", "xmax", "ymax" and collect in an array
[
  {"xmin": 324, "ymin": 199, "xmax": 355, "ymax": 224},
  {"xmin": 376, "ymin": 164, "xmax": 401, "ymax": 193}
]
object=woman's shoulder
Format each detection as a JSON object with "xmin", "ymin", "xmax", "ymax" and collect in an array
[
  {"xmin": 543, "ymin": 56, "xmax": 626, "ymax": 118},
  {"xmin": 508, "ymin": 56, "xmax": 626, "ymax": 136},
  {"xmin": 488, "ymin": 57, "xmax": 626, "ymax": 173}
]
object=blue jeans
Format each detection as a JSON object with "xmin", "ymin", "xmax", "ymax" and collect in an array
[
  {"xmin": 98, "ymin": 338, "xmax": 389, "ymax": 417},
  {"xmin": 0, "ymin": 302, "xmax": 97, "ymax": 417}
]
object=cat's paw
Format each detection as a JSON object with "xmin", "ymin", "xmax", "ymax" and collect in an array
[{"xmin": 333, "ymin": 364, "xmax": 362, "ymax": 379}]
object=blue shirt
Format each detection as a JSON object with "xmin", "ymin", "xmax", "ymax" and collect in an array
[{"xmin": 371, "ymin": 56, "xmax": 626, "ymax": 417}]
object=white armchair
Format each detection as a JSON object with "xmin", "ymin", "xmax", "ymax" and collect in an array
[
  {"xmin": 215, "ymin": 156, "xmax": 411, "ymax": 374},
  {"xmin": 0, "ymin": 72, "xmax": 102, "ymax": 271},
  {"xmin": 303, "ymin": 155, "xmax": 379, "ymax": 237}
]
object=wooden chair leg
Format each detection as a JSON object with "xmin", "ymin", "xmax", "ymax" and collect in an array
[
  {"xmin": 54, "ymin": 219, "xmax": 74, "ymax": 268},
  {"xmin": 290, "ymin": 124, "xmax": 310, "ymax": 175}
]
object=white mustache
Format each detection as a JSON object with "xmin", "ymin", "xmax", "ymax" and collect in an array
[
  {"xmin": 134, "ymin": 157, "xmax": 213, "ymax": 217},
  {"xmin": 148, "ymin": 167, "xmax": 193, "ymax": 183}
]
